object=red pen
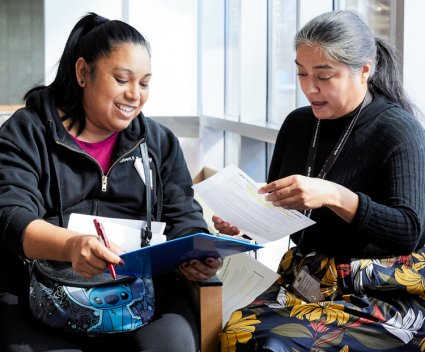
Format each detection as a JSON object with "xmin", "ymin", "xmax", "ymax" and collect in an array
[{"xmin": 93, "ymin": 218, "xmax": 117, "ymax": 280}]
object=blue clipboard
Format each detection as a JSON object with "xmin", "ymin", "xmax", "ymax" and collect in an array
[{"xmin": 114, "ymin": 233, "xmax": 263, "ymax": 278}]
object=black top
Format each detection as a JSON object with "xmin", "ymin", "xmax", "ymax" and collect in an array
[
  {"xmin": 268, "ymin": 94, "xmax": 425, "ymax": 259},
  {"xmin": 0, "ymin": 87, "xmax": 208, "ymax": 293}
]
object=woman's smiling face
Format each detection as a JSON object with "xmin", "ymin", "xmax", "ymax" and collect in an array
[
  {"xmin": 295, "ymin": 43, "xmax": 370, "ymax": 120},
  {"xmin": 77, "ymin": 42, "xmax": 151, "ymax": 138}
]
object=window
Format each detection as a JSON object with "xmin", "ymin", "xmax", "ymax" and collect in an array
[
  {"xmin": 267, "ymin": 0, "xmax": 297, "ymax": 126},
  {"xmin": 335, "ymin": 0, "xmax": 400, "ymax": 47},
  {"xmin": 224, "ymin": 0, "xmax": 241, "ymax": 120},
  {"xmin": 129, "ymin": 0, "xmax": 198, "ymax": 116},
  {"xmin": 198, "ymin": 0, "xmax": 225, "ymax": 117}
]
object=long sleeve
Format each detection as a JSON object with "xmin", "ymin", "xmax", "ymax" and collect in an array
[{"xmin": 268, "ymin": 96, "xmax": 425, "ymax": 257}]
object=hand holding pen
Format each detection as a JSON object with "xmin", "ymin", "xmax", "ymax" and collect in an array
[{"xmin": 93, "ymin": 218, "xmax": 117, "ymax": 280}]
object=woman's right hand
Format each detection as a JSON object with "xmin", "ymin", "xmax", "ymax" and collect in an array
[
  {"xmin": 66, "ymin": 235, "xmax": 124, "ymax": 279},
  {"xmin": 212, "ymin": 215, "xmax": 241, "ymax": 236},
  {"xmin": 23, "ymin": 219, "xmax": 125, "ymax": 279}
]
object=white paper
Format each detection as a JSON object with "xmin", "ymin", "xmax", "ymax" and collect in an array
[
  {"xmin": 67, "ymin": 213, "xmax": 166, "ymax": 252},
  {"xmin": 217, "ymin": 253, "xmax": 279, "ymax": 324},
  {"xmin": 192, "ymin": 164, "xmax": 315, "ymax": 243}
]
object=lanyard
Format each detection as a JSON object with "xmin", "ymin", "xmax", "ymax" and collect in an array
[
  {"xmin": 303, "ymin": 92, "xmax": 371, "ymax": 219},
  {"xmin": 140, "ymin": 142, "xmax": 152, "ymax": 247}
]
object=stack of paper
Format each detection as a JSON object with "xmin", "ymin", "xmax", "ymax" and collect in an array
[{"xmin": 192, "ymin": 164, "xmax": 315, "ymax": 244}]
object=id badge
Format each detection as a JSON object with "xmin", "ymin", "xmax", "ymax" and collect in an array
[
  {"xmin": 292, "ymin": 266, "xmax": 324, "ymax": 303},
  {"xmin": 134, "ymin": 158, "xmax": 153, "ymax": 190}
]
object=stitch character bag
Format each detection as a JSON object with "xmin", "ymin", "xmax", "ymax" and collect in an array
[{"xmin": 29, "ymin": 260, "xmax": 155, "ymax": 333}]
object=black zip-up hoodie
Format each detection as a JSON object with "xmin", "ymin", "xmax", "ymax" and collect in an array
[{"xmin": 0, "ymin": 87, "xmax": 209, "ymax": 269}]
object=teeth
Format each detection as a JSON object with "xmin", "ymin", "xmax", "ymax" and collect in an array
[{"xmin": 116, "ymin": 104, "xmax": 135, "ymax": 113}]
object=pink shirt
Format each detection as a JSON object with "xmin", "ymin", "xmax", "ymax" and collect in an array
[{"xmin": 71, "ymin": 132, "xmax": 119, "ymax": 173}]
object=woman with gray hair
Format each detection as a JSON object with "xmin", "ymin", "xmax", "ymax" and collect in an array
[{"xmin": 216, "ymin": 10, "xmax": 425, "ymax": 351}]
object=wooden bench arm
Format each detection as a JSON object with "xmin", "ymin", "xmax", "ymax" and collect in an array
[{"xmin": 187, "ymin": 276, "xmax": 223, "ymax": 352}]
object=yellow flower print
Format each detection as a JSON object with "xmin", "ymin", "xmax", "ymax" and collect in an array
[
  {"xmin": 412, "ymin": 252, "xmax": 425, "ymax": 262},
  {"xmin": 320, "ymin": 259, "xmax": 338, "ymax": 298},
  {"xmin": 395, "ymin": 265, "xmax": 425, "ymax": 299},
  {"xmin": 280, "ymin": 249, "xmax": 294, "ymax": 272},
  {"xmin": 412, "ymin": 252, "xmax": 425, "ymax": 271},
  {"xmin": 340, "ymin": 346, "xmax": 349, "ymax": 352},
  {"xmin": 290, "ymin": 302, "xmax": 350, "ymax": 325},
  {"xmin": 319, "ymin": 257, "xmax": 331, "ymax": 271},
  {"xmin": 285, "ymin": 290, "xmax": 304, "ymax": 307},
  {"xmin": 419, "ymin": 336, "xmax": 425, "ymax": 351},
  {"xmin": 358, "ymin": 259, "xmax": 373, "ymax": 269},
  {"xmin": 221, "ymin": 311, "xmax": 261, "ymax": 352}
]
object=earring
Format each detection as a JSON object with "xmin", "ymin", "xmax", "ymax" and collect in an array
[{"xmin": 80, "ymin": 80, "xmax": 85, "ymax": 85}]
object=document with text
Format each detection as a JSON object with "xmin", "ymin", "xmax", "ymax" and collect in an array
[
  {"xmin": 217, "ymin": 253, "xmax": 280, "ymax": 324},
  {"xmin": 192, "ymin": 164, "xmax": 315, "ymax": 243}
]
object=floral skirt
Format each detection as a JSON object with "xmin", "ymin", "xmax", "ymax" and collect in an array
[{"xmin": 221, "ymin": 246, "xmax": 425, "ymax": 352}]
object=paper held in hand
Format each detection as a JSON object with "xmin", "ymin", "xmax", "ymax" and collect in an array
[{"xmin": 192, "ymin": 164, "xmax": 315, "ymax": 244}]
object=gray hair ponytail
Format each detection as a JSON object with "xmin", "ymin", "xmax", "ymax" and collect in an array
[{"xmin": 294, "ymin": 10, "xmax": 419, "ymax": 116}]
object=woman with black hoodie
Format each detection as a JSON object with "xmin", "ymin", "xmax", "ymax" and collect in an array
[{"xmin": 0, "ymin": 13, "xmax": 220, "ymax": 352}]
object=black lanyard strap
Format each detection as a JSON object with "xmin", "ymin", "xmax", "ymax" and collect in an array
[{"xmin": 302, "ymin": 92, "xmax": 371, "ymax": 219}]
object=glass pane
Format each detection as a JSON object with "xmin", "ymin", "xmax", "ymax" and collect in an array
[
  {"xmin": 268, "ymin": 0, "xmax": 297, "ymax": 126},
  {"xmin": 199, "ymin": 0, "xmax": 225, "ymax": 117},
  {"xmin": 130, "ymin": 0, "xmax": 198, "ymax": 116},
  {"xmin": 225, "ymin": 0, "xmax": 241, "ymax": 120},
  {"xmin": 336, "ymin": 0, "xmax": 398, "ymax": 46},
  {"xmin": 239, "ymin": 0, "xmax": 268, "ymax": 125}
]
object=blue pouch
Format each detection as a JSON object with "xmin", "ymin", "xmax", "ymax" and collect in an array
[{"xmin": 29, "ymin": 260, "xmax": 155, "ymax": 334}]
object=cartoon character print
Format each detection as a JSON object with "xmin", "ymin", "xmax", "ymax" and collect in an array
[
  {"xmin": 65, "ymin": 278, "xmax": 154, "ymax": 333},
  {"xmin": 87, "ymin": 284, "xmax": 143, "ymax": 332}
]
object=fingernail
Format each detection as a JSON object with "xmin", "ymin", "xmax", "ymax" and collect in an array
[{"xmin": 118, "ymin": 259, "xmax": 125, "ymax": 266}]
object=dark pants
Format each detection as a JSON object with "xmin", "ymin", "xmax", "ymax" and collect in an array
[{"xmin": 0, "ymin": 272, "xmax": 199, "ymax": 352}]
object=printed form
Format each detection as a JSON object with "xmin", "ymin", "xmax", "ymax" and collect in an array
[
  {"xmin": 193, "ymin": 164, "xmax": 315, "ymax": 244},
  {"xmin": 217, "ymin": 253, "xmax": 279, "ymax": 324}
]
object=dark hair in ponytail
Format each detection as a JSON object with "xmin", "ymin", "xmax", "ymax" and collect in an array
[
  {"xmin": 368, "ymin": 37, "xmax": 417, "ymax": 115},
  {"xmin": 24, "ymin": 12, "xmax": 151, "ymax": 131},
  {"xmin": 295, "ymin": 10, "xmax": 421, "ymax": 117}
]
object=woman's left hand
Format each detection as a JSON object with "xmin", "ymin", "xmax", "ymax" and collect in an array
[
  {"xmin": 179, "ymin": 257, "xmax": 223, "ymax": 281},
  {"xmin": 258, "ymin": 174, "xmax": 359, "ymax": 222},
  {"xmin": 258, "ymin": 174, "xmax": 335, "ymax": 211}
]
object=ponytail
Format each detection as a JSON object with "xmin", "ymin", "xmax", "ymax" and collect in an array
[{"xmin": 369, "ymin": 38, "xmax": 417, "ymax": 115}]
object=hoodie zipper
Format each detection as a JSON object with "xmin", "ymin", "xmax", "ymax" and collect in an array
[
  {"xmin": 101, "ymin": 175, "xmax": 108, "ymax": 192},
  {"xmin": 56, "ymin": 139, "xmax": 144, "ymax": 192}
]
